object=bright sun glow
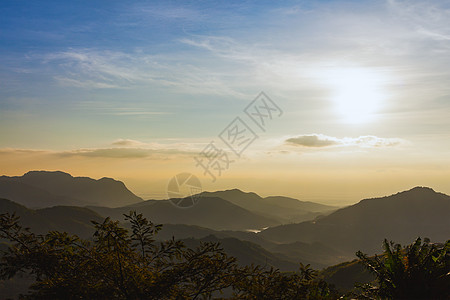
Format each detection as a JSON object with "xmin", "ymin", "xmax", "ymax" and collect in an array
[{"xmin": 322, "ymin": 67, "xmax": 388, "ymax": 124}]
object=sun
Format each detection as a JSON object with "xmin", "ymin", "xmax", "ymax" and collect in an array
[{"xmin": 322, "ymin": 67, "xmax": 388, "ymax": 124}]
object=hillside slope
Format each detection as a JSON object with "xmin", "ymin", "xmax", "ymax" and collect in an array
[
  {"xmin": 182, "ymin": 235, "xmax": 298, "ymax": 271},
  {"xmin": 0, "ymin": 198, "xmax": 103, "ymax": 238},
  {"xmin": 260, "ymin": 187, "xmax": 450, "ymax": 256},
  {"xmin": 90, "ymin": 196, "xmax": 280, "ymax": 231}
]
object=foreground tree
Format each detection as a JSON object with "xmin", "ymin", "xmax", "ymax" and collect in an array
[
  {"xmin": 356, "ymin": 238, "xmax": 450, "ymax": 299},
  {"xmin": 0, "ymin": 212, "xmax": 336, "ymax": 299},
  {"xmin": 232, "ymin": 262, "xmax": 333, "ymax": 299},
  {"xmin": 0, "ymin": 212, "xmax": 239, "ymax": 299}
]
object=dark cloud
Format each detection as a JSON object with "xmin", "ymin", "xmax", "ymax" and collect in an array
[{"xmin": 286, "ymin": 135, "xmax": 338, "ymax": 147}]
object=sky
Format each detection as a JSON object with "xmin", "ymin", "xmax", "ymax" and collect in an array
[{"xmin": 1, "ymin": 0, "xmax": 450, "ymax": 205}]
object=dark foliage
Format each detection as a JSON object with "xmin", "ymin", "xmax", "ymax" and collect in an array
[
  {"xmin": 356, "ymin": 238, "xmax": 450, "ymax": 299},
  {"xmin": 0, "ymin": 212, "xmax": 336, "ymax": 299}
]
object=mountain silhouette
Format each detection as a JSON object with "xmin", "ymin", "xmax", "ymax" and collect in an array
[
  {"xmin": 89, "ymin": 196, "xmax": 280, "ymax": 231},
  {"xmin": 0, "ymin": 179, "xmax": 79, "ymax": 208},
  {"xmin": 199, "ymin": 189, "xmax": 336, "ymax": 223},
  {"xmin": 0, "ymin": 198, "xmax": 102, "ymax": 238},
  {"xmin": 154, "ymin": 223, "xmax": 344, "ymax": 268},
  {"xmin": 88, "ymin": 188, "xmax": 339, "ymax": 231},
  {"xmin": 0, "ymin": 171, "xmax": 142, "ymax": 207},
  {"xmin": 260, "ymin": 187, "xmax": 450, "ymax": 256},
  {"xmin": 2, "ymin": 172, "xmax": 448, "ymax": 269}
]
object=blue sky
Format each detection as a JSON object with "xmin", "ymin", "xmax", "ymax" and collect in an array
[{"xmin": 1, "ymin": 0, "xmax": 450, "ymax": 203}]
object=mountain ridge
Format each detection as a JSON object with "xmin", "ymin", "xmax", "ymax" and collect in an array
[
  {"xmin": 1, "ymin": 185, "xmax": 448, "ymax": 270},
  {"xmin": 199, "ymin": 188, "xmax": 337, "ymax": 224},
  {"xmin": 0, "ymin": 198, "xmax": 102, "ymax": 238},
  {"xmin": 89, "ymin": 196, "xmax": 280, "ymax": 231},
  {"xmin": 0, "ymin": 171, "xmax": 142, "ymax": 208},
  {"xmin": 259, "ymin": 186, "xmax": 450, "ymax": 257}
]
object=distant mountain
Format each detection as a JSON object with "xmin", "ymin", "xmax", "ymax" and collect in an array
[
  {"xmin": 199, "ymin": 189, "xmax": 337, "ymax": 223},
  {"xmin": 260, "ymin": 187, "xmax": 450, "ymax": 256},
  {"xmin": 89, "ymin": 196, "xmax": 280, "ymax": 231},
  {"xmin": 155, "ymin": 223, "xmax": 276, "ymax": 249},
  {"xmin": 154, "ymin": 223, "xmax": 344, "ymax": 269},
  {"xmin": 0, "ymin": 180, "xmax": 79, "ymax": 208},
  {"xmin": 4, "ymin": 180, "xmax": 447, "ymax": 271},
  {"xmin": 264, "ymin": 195, "xmax": 335, "ymax": 212},
  {"xmin": 0, "ymin": 171, "xmax": 142, "ymax": 207},
  {"xmin": 0, "ymin": 198, "xmax": 102, "ymax": 238},
  {"xmin": 0, "ymin": 197, "xmax": 335, "ymax": 269},
  {"xmin": 181, "ymin": 235, "xmax": 297, "ymax": 271}
]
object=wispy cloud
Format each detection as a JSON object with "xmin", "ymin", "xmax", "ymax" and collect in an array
[
  {"xmin": 102, "ymin": 111, "xmax": 171, "ymax": 116},
  {"xmin": 38, "ymin": 48, "xmax": 249, "ymax": 97},
  {"xmin": 285, "ymin": 134, "xmax": 407, "ymax": 148},
  {"xmin": 58, "ymin": 147, "xmax": 194, "ymax": 159},
  {"xmin": 132, "ymin": 4, "xmax": 202, "ymax": 21},
  {"xmin": 387, "ymin": 0, "xmax": 450, "ymax": 42},
  {"xmin": 16, "ymin": 0, "xmax": 450, "ymax": 103},
  {"xmin": 42, "ymin": 50, "xmax": 152, "ymax": 89},
  {"xmin": 70, "ymin": 100, "xmax": 172, "ymax": 118},
  {"xmin": 179, "ymin": 36, "xmax": 260, "ymax": 63},
  {"xmin": 0, "ymin": 148, "xmax": 47, "ymax": 155},
  {"xmin": 54, "ymin": 76, "xmax": 119, "ymax": 89}
]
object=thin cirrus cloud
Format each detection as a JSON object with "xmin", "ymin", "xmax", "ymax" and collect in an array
[
  {"xmin": 42, "ymin": 50, "xmax": 154, "ymax": 89},
  {"xmin": 102, "ymin": 111, "xmax": 171, "ymax": 117},
  {"xmin": 131, "ymin": 3, "xmax": 202, "ymax": 21},
  {"xmin": 72, "ymin": 101, "xmax": 172, "ymax": 117},
  {"xmin": 38, "ymin": 49, "xmax": 248, "ymax": 97},
  {"xmin": 0, "ymin": 148, "xmax": 48, "ymax": 155},
  {"xmin": 285, "ymin": 134, "xmax": 407, "ymax": 148},
  {"xmin": 12, "ymin": 0, "xmax": 450, "ymax": 103}
]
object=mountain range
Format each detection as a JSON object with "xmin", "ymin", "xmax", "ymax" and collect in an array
[
  {"xmin": 1, "ymin": 170, "xmax": 449, "ymax": 272},
  {"xmin": 0, "ymin": 171, "xmax": 336, "ymax": 230},
  {"xmin": 200, "ymin": 189, "xmax": 336, "ymax": 223},
  {"xmin": 88, "ymin": 187, "xmax": 338, "ymax": 231},
  {"xmin": 0, "ymin": 171, "xmax": 142, "ymax": 207},
  {"xmin": 259, "ymin": 186, "xmax": 450, "ymax": 256},
  {"xmin": 89, "ymin": 196, "xmax": 280, "ymax": 231}
]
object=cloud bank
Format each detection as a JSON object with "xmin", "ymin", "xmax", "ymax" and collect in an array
[
  {"xmin": 0, "ymin": 139, "xmax": 198, "ymax": 160},
  {"xmin": 286, "ymin": 134, "xmax": 407, "ymax": 148}
]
